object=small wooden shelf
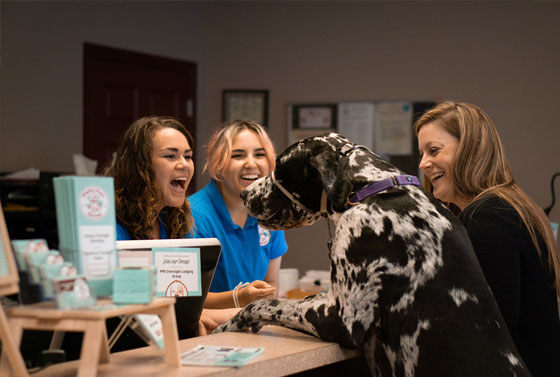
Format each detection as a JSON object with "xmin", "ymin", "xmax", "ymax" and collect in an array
[{"xmin": 0, "ymin": 298, "xmax": 181, "ymax": 377}]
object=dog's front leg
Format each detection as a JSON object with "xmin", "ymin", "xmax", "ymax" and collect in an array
[{"xmin": 214, "ymin": 292, "xmax": 356, "ymax": 348}]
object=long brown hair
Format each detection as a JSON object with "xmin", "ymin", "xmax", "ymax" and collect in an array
[
  {"xmin": 415, "ymin": 101, "xmax": 560, "ymax": 296},
  {"xmin": 104, "ymin": 116, "xmax": 194, "ymax": 239}
]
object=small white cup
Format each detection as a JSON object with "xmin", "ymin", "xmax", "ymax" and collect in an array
[{"xmin": 278, "ymin": 268, "xmax": 299, "ymax": 297}]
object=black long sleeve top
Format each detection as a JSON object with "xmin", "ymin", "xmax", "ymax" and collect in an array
[{"xmin": 459, "ymin": 195, "xmax": 560, "ymax": 377}]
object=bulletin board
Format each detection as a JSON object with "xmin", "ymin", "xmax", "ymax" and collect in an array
[{"xmin": 287, "ymin": 101, "xmax": 435, "ymax": 177}]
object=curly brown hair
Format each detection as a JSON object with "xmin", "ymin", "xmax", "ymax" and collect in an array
[{"xmin": 104, "ymin": 116, "xmax": 194, "ymax": 239}]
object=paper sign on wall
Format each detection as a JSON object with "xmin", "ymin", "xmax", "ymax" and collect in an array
[{"xmin": 375, "ymin": 102, "xmax": 413, "ymax": 156}]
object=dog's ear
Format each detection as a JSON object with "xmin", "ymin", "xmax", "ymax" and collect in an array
[{"xmin": 310, "ymin": 152, "xmax": 353, "ymax": 212}]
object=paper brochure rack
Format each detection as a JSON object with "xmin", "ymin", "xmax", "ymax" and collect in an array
[
  {"xmin": 0, "ymin": 298, "xmax": 180, "ymax": 377},
  {"xmin": 0, "ymin": 200, "xmax": 29, "ymax": 377}
]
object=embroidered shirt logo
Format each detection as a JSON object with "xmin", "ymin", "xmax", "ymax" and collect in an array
[{"xmin": 258, "ymin": 226, "xmax": 271, "ymax": 246}]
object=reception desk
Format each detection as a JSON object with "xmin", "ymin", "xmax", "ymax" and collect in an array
[{"xmin": 32, "ymin": 325, "xmax": 367, "ymax": 377}]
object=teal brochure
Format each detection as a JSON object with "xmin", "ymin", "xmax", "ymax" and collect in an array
[
  {"xmin": 53, "ymin": 176, "xmax": 117, "ymax": 297},
  {"xmin": 11, "ymin": 239, "xmax": 49, "ymax": 271}
]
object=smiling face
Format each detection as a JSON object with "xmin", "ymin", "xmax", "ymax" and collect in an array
[
  {"xmin": 417, "ymin": 121, "xmax": 467, "ymax": 209},
  {"xmin": 151, "ymin": 127, "xmax": 194, "ymax": 210},
  {"xmin": 217, "ymin": 129, "xmax": 271, "ymax": 204}
]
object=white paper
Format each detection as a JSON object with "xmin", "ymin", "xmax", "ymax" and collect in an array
[
  {"xmin": 0, "ymin": 167, "xmax": 40, "ymax": 180},
  {"xmin": 118, "ymin": 251, "xmax": 152, "ymax": 268},
  {"xmin": 135, "ymin": 314, "xmax": 164, "ymax": 349},
  {"xmin": 73, "ymin": 154, "xmax": 98, "ymax": 176},
  {"xmin": 337, "ymin": 102, "xmax": 375, "ymax": 151},
  {"xmin": 181, "ymin": 345, "xmax": 264, "ymax": 367},
  {"xmin": 375, "ymin": 102, "xmax": 413, "ymax": 155},
  {"xmin": 154, "ymin": 250, "xmax": 200, "ymax": 296},
  {"xmin": 79, "ymin": 225, "xmax": 116, "ymax": 278}
]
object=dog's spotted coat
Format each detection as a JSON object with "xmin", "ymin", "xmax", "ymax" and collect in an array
[{"xmin": 215, "ymin": 133, "xmax": 530, "ymax": 377}]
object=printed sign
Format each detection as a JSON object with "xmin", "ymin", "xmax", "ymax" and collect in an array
[{"xmin": 153, "ymin": 247, "xmax": 201, "ymax": 297}]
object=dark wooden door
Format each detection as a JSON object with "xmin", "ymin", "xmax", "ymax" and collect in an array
[{"xmin": 83, "ymin": 43, "xmax": 197, "ymax": 190}]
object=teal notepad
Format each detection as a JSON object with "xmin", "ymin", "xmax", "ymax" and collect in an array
[{"xmin": 113, "ymin": 266, "xmax": 156, "ymax": 304}]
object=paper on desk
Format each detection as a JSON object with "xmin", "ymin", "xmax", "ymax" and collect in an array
[
  {"xmin": 0, "ymin": 167, "xmax": 40, "ymax": 180},
  {"xmin": 73, "ymin": 154, "xmax": 98, "ymax": 176},
  {"xmin": 181, "ymin": 345, "xmax": 264, "ymax": 367}
]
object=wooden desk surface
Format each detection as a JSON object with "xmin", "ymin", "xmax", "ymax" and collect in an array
[
  {"xmin": 32, "ymin": 325, "xmax": 361, "ymax": 377},
  {"xmin": 7, "ymin": 298, "xmax": 176, "ymax": 320}
]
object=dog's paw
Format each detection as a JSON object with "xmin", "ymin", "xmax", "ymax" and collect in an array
[
  {"xmin": 213, "ymin": 320, "xmax": 236, "ymax": 333},
  {"xmin": 213, "ymin": 310, "xmax": 265, "ymax": 334}
]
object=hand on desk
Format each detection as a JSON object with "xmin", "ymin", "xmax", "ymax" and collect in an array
[
  {"xmin": 198, "ymin": 308, "xmax": 241, "ymax": 336},
  {"xmin": 238, "ymin": 280, "xmax": 276, "ymax": 307},
  {"xmin": 204, "ymin": 280, "xmax": 276, "ymax": 309}
]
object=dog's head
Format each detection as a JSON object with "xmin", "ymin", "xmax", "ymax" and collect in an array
[{"xmin": 241, "ymin": 133, "xmax": 399, "ymax": 230}]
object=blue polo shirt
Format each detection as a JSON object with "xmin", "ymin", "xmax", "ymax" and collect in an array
[
  {"xmin": 116, "ymin": 217, "xmax": 168, "ymax": 240},
  {"xmin": 188, "ymin": 179, "xmax": 288, "ymax": 292}
]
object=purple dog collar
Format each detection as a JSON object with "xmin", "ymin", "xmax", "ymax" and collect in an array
[{"xmin": 346, "ymin": 174, "xmax": 420, "ymax": 208}]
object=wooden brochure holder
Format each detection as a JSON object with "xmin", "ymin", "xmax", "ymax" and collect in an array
[
  {"xmin": 1, "ymin": 298, "xmax": 180, "ymax": 377},
  {"xmin": 0, "ymin": 202, "xmax": 29, "ymax": 377},
  {"xmin": 0, "ymin": 203, "xmax": 181, "ymax": 377}
]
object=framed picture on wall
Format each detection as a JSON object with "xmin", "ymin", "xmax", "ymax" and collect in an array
[
  {"xmin": 222, "ymin": 89, "xmax": 269, "ymax": 127},
  {"xmin": 291, "ymin": 104, "xmax": 337, "ymax": 130}
]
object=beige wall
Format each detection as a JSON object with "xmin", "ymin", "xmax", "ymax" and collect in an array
[{"xmin": 2, "ymin": 1, "xmax": 559, "ymax": 273}]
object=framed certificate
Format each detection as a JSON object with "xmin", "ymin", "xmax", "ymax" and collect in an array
[
  {"xmin": 222, "ymin": 89, "xmax": 269, "ymax": 127},
  {"xmin": 291, "ymin": 104, "xmax": 337, "ymax": 130}
]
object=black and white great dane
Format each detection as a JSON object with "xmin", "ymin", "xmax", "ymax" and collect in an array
[{"xmin": 215, "ymin": 133, "xmax": 530, "ymax": 377}]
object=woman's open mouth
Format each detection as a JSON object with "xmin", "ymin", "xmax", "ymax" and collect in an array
[
  {"xmin": 431, "ymin": 172, "xmax": 444, "ymax": 183},
  {"xmin": 171, "ymin": 177, "xmax": 188, "ymax": 190}
]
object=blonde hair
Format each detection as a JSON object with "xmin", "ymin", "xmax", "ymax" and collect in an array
[
  {"xmin": 204, "ymin": 120, "xmax": 276, "ymax": 180},
  {"xmin": 415, "ymin": 101, "xmax": 560, "ymax": 296}
]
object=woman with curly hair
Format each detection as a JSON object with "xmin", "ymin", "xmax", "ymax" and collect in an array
[
  {"xmin": 416, "ymin": 101, "xmax": 560, "ymax": 377},
  {"xmin": 104, "ymin": 117, "xmax": 264, "ymax": 344},
  {"xmin": 104, "ymin": 116, "xmax": 194, "ymax": 240}
]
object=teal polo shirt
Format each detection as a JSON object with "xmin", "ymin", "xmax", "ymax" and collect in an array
[
  {"xmin": 188, "ymin": 179, "xmax": 288, "ymax": 292},
  {"xmin": 116, "ymin": 217, "xmax": 167, "ymax": 240}
]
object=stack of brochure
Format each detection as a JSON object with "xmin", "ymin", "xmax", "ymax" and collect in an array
[{"xmin": 53, "ymin": 176, "xmax": 117, "ymax": 297}]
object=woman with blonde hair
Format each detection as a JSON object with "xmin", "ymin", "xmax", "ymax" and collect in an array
[
  {"xmin": 416, "ymin": 101, "xmax": 560, "ymax": 377},
  {"xmin": 189, "ymin": 120, "xmax": 287, "ymax": 307}
]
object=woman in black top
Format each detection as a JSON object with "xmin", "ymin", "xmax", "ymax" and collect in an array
[{"xmin": 415, "ymin": 101, "xmax": 560, "ymax": 377}]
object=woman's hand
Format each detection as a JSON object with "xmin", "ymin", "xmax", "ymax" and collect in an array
[
  {"xmin": 198, "ymin": 308, "xmax": 241, "ymax": 335},
  {"xmin": 198, "ymin": 310, "xmax": 219, "ymax": 336},
  {"xmin": 238, "ymin": 280, "xmax": 276, "ymax": 307}
]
